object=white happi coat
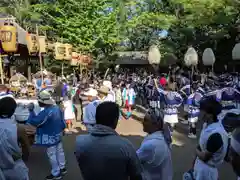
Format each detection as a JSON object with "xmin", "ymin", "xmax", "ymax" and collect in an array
[{"xmin": 194, "ymin": 122, "xmax": 228, "ymax": 180}]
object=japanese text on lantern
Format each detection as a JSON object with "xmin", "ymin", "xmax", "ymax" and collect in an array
[{"xmin": 0, "ymin": 30, "xmax": 12, "ymax": 42}]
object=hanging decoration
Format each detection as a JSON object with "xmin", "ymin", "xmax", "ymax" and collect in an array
[
  {"xmin": 184, "ymin": 47, "xmax": 198, "ymax": 67},
  {"xmin": 232, "ymin": 43, "xmax": 240, "ymax": 60},
  {"xmin": 71, "ymin": 52, "xmax": 79, "ymax": 66},
  {"xmin": 202, "ymin": 48, "xmax": 215, "ymax": 66},
  {"xmin": 54, "ymin": 42, "xmax": 65, "ymax": 60},
  {"xmin": 64, "ymin": 44, "xmax": 72, "ymax": 60},
  {"xmin": 26, "ymin": 33, "xmax": 39, "ymax": 54},
  {"xmin": 0, "ymin": 23, "xmax": 18, "ymax": 52},
  {"xmin": 148, "ymin": 45, "xmax": 161, "ymax": 64},
  {"xmin": 38, "ymin": 36, "xmax": 47, "ymax": 54}
]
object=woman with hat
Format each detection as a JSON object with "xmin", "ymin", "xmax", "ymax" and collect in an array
[
  {"xmin": 26, "ymin": 90, "xmax": 67, "ymax": 180},
  {"xmin": 0, "ymin": 96, "xmax": 29, "ymax": 180}
]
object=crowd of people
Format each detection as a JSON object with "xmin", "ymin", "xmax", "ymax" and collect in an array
[{"xmin": 1, "ymin": 67, "xmax": 240, "ymax": 180}]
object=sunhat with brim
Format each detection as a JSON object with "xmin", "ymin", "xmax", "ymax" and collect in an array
[
  {"xmin": 37, "ymin": 90, "xmax": 55, "ymax": 105},
  {"xmin": 84, "ymin": 88, "xmax": 98, "ymax": 97},
  {"xmin": 98, "ymin": 86, "xmax": 109, "ymax": 95}
]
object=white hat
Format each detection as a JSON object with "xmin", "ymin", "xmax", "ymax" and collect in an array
[
  {"xmin": 103, "ymin": 80, "xmax": 112, "ymax": 89},
  {"xmin": 84, "ymin": 88, "xmax": 98, "ymax": 97},
  {"xmin": 37, "ymin": 90, "xmax": 55, "ymax": 105}
]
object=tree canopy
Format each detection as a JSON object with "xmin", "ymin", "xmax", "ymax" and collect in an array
[{"xmin": 1, "ymin": 0, "xmax": 239, "ymax": 69}]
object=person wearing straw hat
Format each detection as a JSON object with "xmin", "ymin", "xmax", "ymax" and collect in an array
[
  {"xmin": 0, "ymin": 96, "xmax": 29, "ymax": 180},
  {"xmin": 26, "ymin": 90, "xmax": 67, "ymax": 180}
]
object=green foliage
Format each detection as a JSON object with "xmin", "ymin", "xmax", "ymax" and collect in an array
[{"xmin": 1, "ymin": 0, "xmax": 240, "ymax": 69}]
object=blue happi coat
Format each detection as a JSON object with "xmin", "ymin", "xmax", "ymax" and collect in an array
[{"xmin": 27, "ymin": 105, "xmax": 66, "ymax": 147}]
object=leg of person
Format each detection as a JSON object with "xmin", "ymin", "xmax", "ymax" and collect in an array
[
  {"xmin": 46, "ymin": 145, "xmax": 62, "ymax": 180},
  {"xmin": 188, "ymin": 122, "xmax": 197, "ymax": 139},
  {"xmin": 56, "ymin": 142, "xmax": 67, "ymax": 175}
]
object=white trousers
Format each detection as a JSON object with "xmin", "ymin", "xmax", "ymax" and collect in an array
[
  {"xmin": 2, "ymin": 160, "xmax": 29, "ymax": 180},
  {"xmin": 46, "ymin": 142, "xmax": 66, "ymax": 176},
  {"xmin": 194, "ymin": 159, "xmax": 218, "ymax": 180}
]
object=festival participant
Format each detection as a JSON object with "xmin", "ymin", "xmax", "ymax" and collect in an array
[
  {"xmin": 0, "ymin": 96, "xmax": 29, "ymax": 180},
  {"xmin": 179, "ymin": 84, "xmax": 191, "ymax": 124},
  {"xmin": 75, "ymin": 102, "xmax": 144, "ymax": 180},
  {"xmin": 103, "ymin": 80, "xmax": 115, "ymax": 102},
  {"xmin": 26, "ymin": 90, "xmax": 67, "ymax": 180},
  {"xmin": 114, "ymin": 83, "xmax": 123, "ymax": 107},
  {"xmin": 187, "ymin": 87, "xmax": 205, "ymax": 139},
  {"xmin": 137, "ymin": 109, "xmax": 172, "ymax": 180},
  {"xmin": 125, "ymin": 83, "xmax": 136, "ymax": 119},
  {"xmin": 83, "ymin": 88, "xmax": 100, "ymax": 131},
  {"xmin": 63, "ymin": 94, "xmax": 76, "ymax": 134},
  {"xmin": 155, "ymin": 80, "xmax": 183, "ymax": 129},
  {"xmin": 193, "ymin": 98, "xmax": 228, "ymax": 180}
]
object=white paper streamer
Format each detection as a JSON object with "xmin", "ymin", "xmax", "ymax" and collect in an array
[
  {"xmin": 202, "ymin": 48, "xmax": 215, "ymax": 66},
  {"xmin": 232, "ymin": 43, "xmax": 240, "ymax": 60},
  {"xmin": 184, "ymin": 47, "xmax": 198, "ymax": 66}
]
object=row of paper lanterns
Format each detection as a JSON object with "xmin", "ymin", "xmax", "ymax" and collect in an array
[
  {"xmin": 148, "ymin": 43, "xmax": 240, "ymax": 67},
  {"xmin": 0, "ymin": 23, "xmax": 91, "ymax": 66}
]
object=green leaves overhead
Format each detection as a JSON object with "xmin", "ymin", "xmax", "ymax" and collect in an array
[{"xmin": 1, "ymin": 0, "xmax": 239, "ymax": 66}]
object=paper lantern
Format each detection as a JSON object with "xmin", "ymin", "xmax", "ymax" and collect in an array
[
  {"xmin": 202, "ymin": 48, "xmax": 215, "ymax": 66},
  {"xmin": 71, "ymin": 52, "xmax": 79, "ymax": 66},
  {"xmin": 64, "ymin": 44, "xmax": 72, "ymax": 60},
  {"xmin": 26, "ymin": 33, "xmax": 39, "ymax": 54},
  {"xmin": 54, "ymin": 42, "xmax": 65, "ymax": 60},
  {"xmin": 184, "ymin": 47, "xmax": 198, "ymax": 66},
  {"xmin": 38, "ymin": 36, "xmax": 47, "ymax": 53},
  {"xmin": 148, "ymin": 45, "xmax": 161, "ymax": 64},
  {"xmin": 0, "ymin": 24, "xmax": 17, "ymax": 52},
  {"xmin": 232, "ymin": 43, "xmax": 240, "ymax": 60}
]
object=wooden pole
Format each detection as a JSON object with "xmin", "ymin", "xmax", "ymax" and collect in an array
[
  {"xmin": 0, "ymin": 54, "xmax": 4, "ymax": 84},
  {"xmin": 36, "ymin": 24, "xmax": 44, "ymax": 83}
]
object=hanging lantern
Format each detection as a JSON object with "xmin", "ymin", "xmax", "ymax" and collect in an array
[
  {"xmin": 54, "ymin": 42, "xmax": 65, "ymax": 60},
  {"xmin": 26, "ymin": 33, "xmax": 39, "ymax": 54},
  {"xmin": 38, "ymin": 36, "xmax": 47, "ymax": 53},
  {"xmin": 64, "ymin": 44, "xmax": 72, "ymax": 60},
  {"xmin": 184, "ymin": 47, "xmax": 198, "ymax": 67},
  {"xmin": 148, "ymin": 45, "xmax": 161, "ymax": 64},
  {"xmin": 0, "ymin": 23, "xmax": 17, "ymax": 52},
  {"xmin": 202, "ymin": 48, "xmax": 215, "ymax": 66},
  {"xmin": 71, "ymin": 52, "xmax": 79, "ymax": 66},
  {"xmin": 232, "ymin": 43, "xmax": 240, "ymax": 60}
]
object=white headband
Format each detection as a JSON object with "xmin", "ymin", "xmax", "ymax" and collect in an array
[{"xmin": 231, "ymin": 137, "xmax": 240, "ymax": 156}]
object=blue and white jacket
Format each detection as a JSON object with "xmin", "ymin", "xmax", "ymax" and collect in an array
[
  {"xmin": 207, "ymin": 87, "xmax": 240, "ymax": 110},
  {"xmin": 187, "ymin": 87, "xmax": 205, "ymax": 119},
  {"xmin": 27, "ymin": 105, "xmax": 66, "ymax": 147},
  {"xmin": 158, "ymin": 89, "xmax": 183, "ymax": 115}
]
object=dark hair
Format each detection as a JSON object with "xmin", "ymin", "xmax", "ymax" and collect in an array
[
  {"xmin": 200, "ymin": 97, "xmax": 222, "ymax": 121},
  {"xmin": 96, "ymin": 102, "xmax": 119, "ymax": 128},
  {"xmin": 0, "ymin": 97, "xmax": 17, "ymax": 118}
]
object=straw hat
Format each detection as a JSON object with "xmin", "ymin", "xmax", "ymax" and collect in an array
[{"xmin": 37, "ymin": 90, "xmax": 55, "ymax": 105}]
